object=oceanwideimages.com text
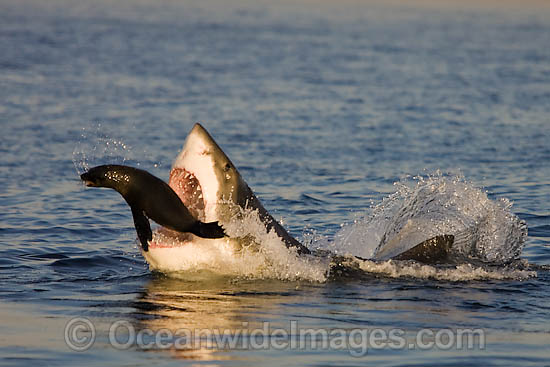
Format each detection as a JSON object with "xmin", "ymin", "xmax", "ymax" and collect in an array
[{"xmin": 65, "ymin": 318, "xmax": 485, "ymax": 356}]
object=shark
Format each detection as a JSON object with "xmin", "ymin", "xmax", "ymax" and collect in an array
[
  {"xmin": 143, "ymin": 123, "xmax": 455, "ymax": 270},
  {"xmin": 140, "ymin": 123, "xmax": 312, "ymax": 271},
  {"xmin": 82, "ymin": 123, "xmax": 456, "ymax": 272}
]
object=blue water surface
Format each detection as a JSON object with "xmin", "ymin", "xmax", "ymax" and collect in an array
[{"xmin": 1, "ymin": 0, "xmax": 549, "ymax": 366}]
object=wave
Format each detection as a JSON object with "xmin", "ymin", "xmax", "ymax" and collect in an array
[{"xmin": 330, "ymin": 256, "xmax": 536, "ymax": 282}]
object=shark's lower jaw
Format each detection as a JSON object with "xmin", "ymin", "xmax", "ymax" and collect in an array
[
  {"xmin": 169, "ymin": 168, "xmax": 206, "ymax": 221},
  {"xmin": 142, "ymin": 235, "xmax": 237, "ymax": 272},
  {"xmin": 147, "ymin": 227, "xmax": 194, "ymax": 249}
]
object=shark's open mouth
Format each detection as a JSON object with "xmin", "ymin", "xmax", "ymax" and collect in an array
[
  {"xmin": 149, "ymin": 168, "xmax": 207, "ymax": 250},
  {"xmin": 169, "ymin": 168, "xmax": 206, "ymax": 221}
]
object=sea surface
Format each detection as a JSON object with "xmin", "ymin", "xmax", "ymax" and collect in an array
[{"xmin": 1, "ymin": 0, "xmax": 549, "ymax": 366}]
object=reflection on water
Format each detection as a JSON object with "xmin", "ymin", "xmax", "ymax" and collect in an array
[
  {"xmin": 124, "ymin": 276, "xmax": 320, "ymax": 361},
  {"xmin": 1, "ymin": 270, "xmax": 549, "ymax": 366},
  {"xmin": 137, "ymin": 276, "xmax": 288, "ymax": 329}
]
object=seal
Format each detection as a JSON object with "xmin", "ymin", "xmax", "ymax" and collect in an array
[{"xmin": 80, "ymin": 164, "xmax": 226, "ymax": 251}]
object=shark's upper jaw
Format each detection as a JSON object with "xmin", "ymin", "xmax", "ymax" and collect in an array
[
  {"xmin": 149, "ymin": 123, "xmax": 310, "ymax": 257},
  {"xmin": 169, "ymin": 123, "xmax": 231, "ymax": 223},
  {"xmin": 147, "ymin": 124, "xmax": 230, "ymax": 252},
  {"xmin": 169, "ymin": 168, "xmax": 205, "ymax": 221}
]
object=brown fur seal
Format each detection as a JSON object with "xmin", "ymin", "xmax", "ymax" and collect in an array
[{"xmin": 80, "ymin": 164, "xmax": 225, "ymax": 251}]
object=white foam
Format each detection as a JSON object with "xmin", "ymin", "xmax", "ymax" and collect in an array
[
  {"xmin": 221, "ymin": 204, "xmax": 329, "ymax": 282},
  {"xmin": 354, "ymin": 258, "xmax": 536, "ymax": 281}
]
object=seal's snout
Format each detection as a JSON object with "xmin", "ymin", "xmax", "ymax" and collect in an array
[{"xmin": 80, "ymin": 171, "xmax": 97, "ymax": 187}]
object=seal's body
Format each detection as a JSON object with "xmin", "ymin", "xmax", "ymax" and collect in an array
[{"xmin": 81, "ymin": 164, "xmax": 225, "ymax": 251}]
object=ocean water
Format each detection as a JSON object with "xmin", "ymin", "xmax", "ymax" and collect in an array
[{"xmin": 1, "ymin": 0, "xmax": 550, "ymax": 366}]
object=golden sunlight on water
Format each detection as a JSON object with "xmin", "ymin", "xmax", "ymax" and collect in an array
[
  {"xmin": 0, "ymin": 302, "xmax": 69, "ymax": 353},
  {"xmin": 123, "ymin": 277, "xmax": 311, "ymax": 360}
]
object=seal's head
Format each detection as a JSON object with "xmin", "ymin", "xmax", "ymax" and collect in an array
[{"xmin": 80, "ymin": 165, "xmax": 131, "ymax": 191}]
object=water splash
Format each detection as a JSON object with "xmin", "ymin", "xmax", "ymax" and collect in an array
[
  {"xmin": 221, "ymin": 203, "xmax": 329, "ymax": 282},
  {"xmin": 72, "ymin": 123, "xmax": 137, "ymax": 176},
  {"xmin": 328, "ymin": 173, "xmax": 527, "ymax": 264},
  {"xmin": 333, "ymin": 256, "xmax": 536, "ymax": 281}
]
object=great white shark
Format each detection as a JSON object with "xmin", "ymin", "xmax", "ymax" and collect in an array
[
  {"xmin": 141, "ymin": 123, "xmax": 311, "ymax": 271},
  {"xmin": 145, "ymin": 123, "xmax": 455, "ymax": 269},
  {"xmin": 82, "ymin": 123, "xmax": 456, "ymax": 271}
]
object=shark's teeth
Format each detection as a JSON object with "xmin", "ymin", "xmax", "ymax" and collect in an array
[{"xmin": 168, "ymin": 168, "xmax": 205, "ymax": 221}]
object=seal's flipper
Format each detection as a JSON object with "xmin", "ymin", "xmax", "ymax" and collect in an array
[
  {"xmin": 131, "ymin": 207, "xmax": 152, "ymax": 251},
  {"xmin": 194, "ymin": 221, "xmax": 226, "ymax": 239},
  {"xmin": 81, "ymin": 164, "xmax": 209, "ymax": 251},
  {"xmin": 392, "ymin": 234, "xmax": 454, "ymax": 263}
]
